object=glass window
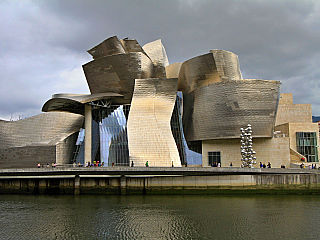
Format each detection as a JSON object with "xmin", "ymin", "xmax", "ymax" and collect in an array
[
  {"xmin": 208, "ymin": 151, "xmax": 221, "ymax": 166},
  {"xmin": 296, "ymin": 132, "xmax": 318, "ymax": 162},
  {"xmin": 73, "ymin": 104, "xmax": 131, "ymax": 167}
]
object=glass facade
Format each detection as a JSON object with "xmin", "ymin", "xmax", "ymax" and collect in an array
[
  {"xmin": 171, "ymin": 94, "xmax": 186, "ymax": 165},
  {"xmin": 73, "ymin": 105, "xmax": 130, "ymax": 166},
  {"xmin": 72, "ymin": 93, "xmax": 203, "ymax": 167},
  {"xmin": 72, "ymin": 121, "xmax": 100, "ymax": 165},
  {"xmin": 171, "ymin": 92, "xmax": 202, "ymax": 166},
  {"xmin": 72, "ymin": 128, "xmax": 84, "ymax": 164},
  {"xmin": 296, "ymin": 132, "xmax": 318, "ymax": 162},
  {"xmin": 94, "ymin": 105, "xmax": 130, "ymax": 166}
]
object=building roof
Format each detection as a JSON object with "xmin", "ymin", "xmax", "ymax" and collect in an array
[{"xmin": 42, "ymin": 92, "xmax": 124, "ymax": 115}]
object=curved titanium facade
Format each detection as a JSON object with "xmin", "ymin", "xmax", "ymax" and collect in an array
[
  {"xmin": 87, "ymin": 36, "xmax": 145, "ymax": 59},
  {"xmin": 0, "ymin": 112, "xmax": 83, "ymax": 168},
  {"xmin": 83, "ymin": 36, "xmax": 170, "ymax": 102},
  {"xmin": 143, "ymin": 39, "xmax": 169, "ymax": 73},
  {"xmin": 182, "ymin": 79, "xmax": 281, "ymax": 142},
  {"xmin": 87, "ymin": 36, "xmax": 126, "ymax": 59},
  {"xmin": 83, "ymin": 52, "xmax": 154, "ymax": 101},
  {"xmin": 127, "ymin": 78, "xmax": 181, "ymax": 167},
  {"xmin": 166, "ymin": 62, "xmax": 182, "ymax": 78},
  {"xmin": 210, "ymin": 50, "xmax": 243, "ymax": 80},
  {"xmin": 178, "ymin": 50, "xmax": 242, "ymax": 93},
  {"xmin": 42, "ymin": 93, "xmax": 124, "ymax": 114}
]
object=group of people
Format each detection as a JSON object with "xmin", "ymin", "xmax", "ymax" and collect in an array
[
  {"xmin": 211, "ymin": 162, "xmax": 234, "ymax": 167},
  {"xmin": 211, "ymin": 162, "xmax": 221, "ymax": 167},
  {"xmin": 259, "ymin": 162, "xmax": 271, "ymax": 168},
  {"xmin": 37, "ymin": 163, "xmax": 56, "ymax": 168},
  {"xmin": 300, "ymin": 163, "xmax": 317, "ymax": 169},
  {"xmin": 84, "ymin": 161, "xmax": 104, "ymax": 167}
]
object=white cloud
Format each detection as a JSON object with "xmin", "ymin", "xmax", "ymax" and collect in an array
[{"xmin": 1, "ymin": 0, "xmax": 320, "ymax": 120}]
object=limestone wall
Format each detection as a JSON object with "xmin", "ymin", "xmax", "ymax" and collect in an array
[
  {"xmin": 275, "ymin": 93, "xmax": 312, "ymax": 125},
  {"xmin": 287, "ymin": 123, "xmax": 319, "ymax": 152},
  {"xmin": 0, "ymin": 145, "xmax": 56, "ymax": 169},
  {"xmin": 202, "ymin": 137, "xmax": 290, "ymax": 168}
]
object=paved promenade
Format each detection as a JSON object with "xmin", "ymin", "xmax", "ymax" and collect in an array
[{"xmin": 0, "ymin": 167, "xmax": 318, "ymax": 178}]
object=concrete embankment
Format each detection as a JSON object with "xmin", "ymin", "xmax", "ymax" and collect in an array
[{"xmin": 1, "ymin": 167, "xmax": 320, "ymax": 195}]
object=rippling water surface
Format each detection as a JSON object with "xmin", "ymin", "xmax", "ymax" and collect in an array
[{"xmin": 1, "ymin": 194, "xmax": 320, "ymax": 239}]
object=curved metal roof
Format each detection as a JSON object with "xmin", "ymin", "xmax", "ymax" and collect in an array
[{"xmin": 42, "ymin": 92, "xmax": 124, "ymax": 115}]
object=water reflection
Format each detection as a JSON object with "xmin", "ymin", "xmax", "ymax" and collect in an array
[{"xmin": 0, "ymin": 195, "xmax": 320, "ymax": 239}]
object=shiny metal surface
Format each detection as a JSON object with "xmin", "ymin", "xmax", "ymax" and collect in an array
[
  {"xmin": 42, "ymin": 93, "xmax": 124, "ymax": 114},
  {"xmin": 0, "ymin": 112, "xmax": 83, "ymax": 168},
  {"xmin": 120, "ymin": 38, "xmax": 145, "ymax": 53},
  {"xmin": 83, "ymin": 37, "xmax": 172, "ymax": 101},
  {"xmin": 166, "ymin": 62, "xmax": 182, "ymax": 78},
  {"xmin": 178, "ymin": 53, "xmax": 220, "ymax": 93},
  {"xmin": 210, "ymin": 50, "xmax": 243, "ymax": 80},
  {"xmin": 183, "ymin": 79, "xmax": 281, "ymax": 141},
  {"xmin": 143, "ymin": 39, "xmax": 169, "ymax": 78},
  {"xmin": 127, "ymin": 78, "xmax": 181, "ymax": 167},
  {"xmin": 83, "ymin": 52, "xmax": 154, "ymax": 101},
  {"xmin": 178, "ymin": 50, "xmax": 242, "ymax": 93},
  {"xmin": 87, "ymin": 36, "xmax": 126, "ymax": 59}
]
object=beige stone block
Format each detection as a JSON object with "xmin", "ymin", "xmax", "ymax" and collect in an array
[
  {"xmin": 218, "ymin": 175, "xmax": 231, "ymax": 186},
  {"xmin": 194, "ymin": 176, "xmax": 208, "ymax": 187},
  {"xmin": 160, "ymin": 177, "xmax": 174, "ymax": 187},
  {"xmin": 127, "ymin": 177, "xmax": 143, "ymax": 187},
  {"xmin": 182, "ymin": 176, "xmax": 196, "ymax": 187},
  {"xmin": 172, "ymin": 176, "xmax": 185, "ymax": 187},
  {"xmin": 206, "ymin": 176, "xmax": 220, "ymax": 186},
  {"xmin": 229, "ymin": 175, "xmax": 243, "ymax": 185},
  {"xmin": 242, "ymin": 175, "xmax": 254, "ymax": 186},
  {"xmin": 149, "ymin": 177, "xmax": 162, "ymax": 187}
]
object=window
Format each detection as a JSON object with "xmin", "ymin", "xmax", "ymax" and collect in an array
[
  {"xmin": 208, "ymin": 151, "xmax": 221, "ymax": 166},
  {"xmin": 296, "ymin": 132, "xmax": 318, "ymax": 162}
]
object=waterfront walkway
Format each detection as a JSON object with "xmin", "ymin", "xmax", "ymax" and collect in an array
[{"xmin": 0, "ymin": 167, "xmax": 319, "ymax": 178}]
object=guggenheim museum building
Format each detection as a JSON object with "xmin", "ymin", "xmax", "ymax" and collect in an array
[{"xmin": 0, "ymin": 36, "xmax": 318, "ymax": 168}]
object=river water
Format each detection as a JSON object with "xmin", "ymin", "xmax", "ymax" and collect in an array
[{"xmin": 1, "ymin": 194, "xmax": 319, "ymax": 239}]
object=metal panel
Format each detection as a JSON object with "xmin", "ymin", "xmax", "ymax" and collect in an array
[
  {"xmin": 83, "ymin": 52, "xmax": 154, "ymax": 101},
  {"xmin": 178, "ymin": 53, "xmax": 220, "ymax": 93},
  {"xmin": 183, "ymin": 79, "xmax": 281, "ymax": 141},
  {"xmin": 0, "ymin": 112, "xmax": 84, "ymax": 168},
  {"xmin": 210, "ymin": 50, "xmax": 243, "ymax": 80},
  {"xmin": 178, "ymin": 50, "xmax": 243, "ymax": 93},
  {"xmin": 143, "ymin": 39, "xmax": 169, "ymax": 78},
  {"xmin": 42, "ymin": 93, "xmax": 124, "ymax": 114},
  {"xmin": 127, "ymin": 78, "xmax": 181, "ymax": 167},
  {"xmin": 87, "ymin": 36, "xmax": 126, "ymax": 59},
  {"xmin": 166, "ymin": 62, "xmax": 182, "ymax": 78}
]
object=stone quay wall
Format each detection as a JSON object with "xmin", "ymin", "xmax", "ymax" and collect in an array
[{"xmin": 1, "ymin": 167, "xmax": 320, "ymax": 195}]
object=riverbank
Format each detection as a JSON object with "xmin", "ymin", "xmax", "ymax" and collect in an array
[{"xmin": 1, "ymin": 167, "xmax": 320, "ymax": 195}]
